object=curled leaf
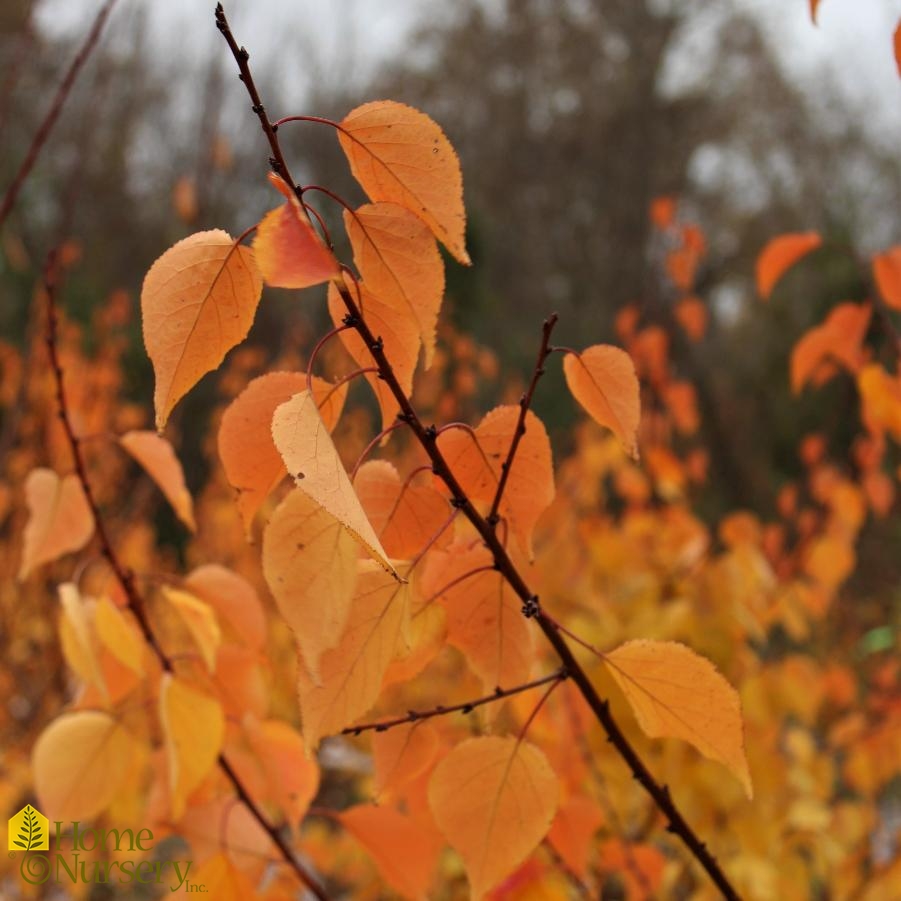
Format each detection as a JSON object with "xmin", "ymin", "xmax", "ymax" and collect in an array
[{"xmin": 756, "ymin": 232, "xmax": 821, "ymax": 300}]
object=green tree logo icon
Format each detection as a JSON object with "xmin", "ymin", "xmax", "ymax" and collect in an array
[{"xmin": 7, "ymin": 805, "xmax": 49, "ymax": 851}]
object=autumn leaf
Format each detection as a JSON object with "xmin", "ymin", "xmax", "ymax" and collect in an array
[
  {"xmin": 345, "ymin": 202, "xmax": 445, "ymax": 367},
  {"xmin": 428, "ymin": 736, "xmax": 559, "ymax": 899},
  {"xmin": 373, "ymin": 721, "xmax": 441, "ymax": 800},
  {"xmin": 436, "ymin": 406, "xmax": 554, "ymax": 557},
  {"xmin": 262, "ymin": 488, "xmax": 360, "ymax": 681},
  {"xmin": 243, "ymin": 718, "xmax": 320, "ymax": 829},
  {"xmin": 328, "ymin": 280, "xmax": 419, "ymax": 431},
  {"xmin": 339, "ymin": 804, "xmax": 443, "ymax": 901},
  {"xmin": 810, "ymin": 0, "xmax": 822, "ymax": 24},
  {"xmin": 218, "ymin": 371, "xmax": 347, "ymax": 536},
  {"xmin": 354, "ymin": 460, "xmax": 451, "ymax": 560},
  {"xmin": 422, "ymin": 541, "xmax": 533, "ymax": 695},
  {"xmin": 297, "ymin": 562, "xmax": 410, "ymax": 748},
  {"xmin": 18, "ymin": 468, "xmax": 94, "ymax": 580},
  {"xmin": 603, "ymin": 640, "xmax": 753, "ymax": 798},
  {"xmin": 338, "ymin": 100, "xmax": 470, "ymax": 264},
  {"xmin": 184, "ymin": 564, "xmax": 268, "ymax": 652},
  {"xmin": 547, "ymin": 796, "xmax": 605, "ymax": 879},
  {"xmin": 159, "ymin": 673, "xmax": 225, "ymax": 820},
  {"xmin": 119, "ymin": 430, "xmax": 195, "ymax": 531},
  {"xmin": 857, "ymin": 364, "xmax": 901, "ymax": 441},
  {"xmin": 33, "ymin": 711, "xmax": 143, "ymax": 820},
  {"xmin": 94, "ymin": 595, "xmax": 145, "ymax": 676},
  {"xmin": 253, "ymin": 174, "xmax": 339, "ymax": 288},
  {"xmin": 271, "ymin": 388, "xmax": 395, "ymax": 574},
  {"xmin": 191, "ymin": 853, "xmax": 256, "ymax": 901},
  {"xmin": 873, "ymin": 246, "xmax": 901, "ymax": 311},
  {"xmin": 58, "ymin": 583, "xmax": 107, "ymax": 700},
  {"xmin": 894, "ymin": 21, "xmax": 901, "ymax": 78},
  {"xmin": 142, "ymin": 229, "xmax": 262, "ymax": 430},
  {"xmin": 562, "ymin": 346, "xmax": 641, "ymax": 459},
  {"xmin": 162, "ymin": 587, "xmax": 222, "ymax": 672},
  {"xmin": 790, "ymin": 302, "xmax": 871, "ymax": 394},
  {"xmin": 756, "ymin": 232, "xmax": 821, "ymax": 300}
]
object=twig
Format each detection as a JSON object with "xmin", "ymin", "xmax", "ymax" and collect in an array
[
  {"xmin": 216, "ymin": 9, "xmax": 741, "ymax": 898},
  {"xmin": 43, "ymin": 250, "xmax": 330, "ymax": 901},
  {"xmin": 0, "ymin": 0, "xmax": 118, "ymax": 231},
  {"xmin": 342, "ymin": 669, "xmax": 567, "ymax": 736},
  {"xmin": 487, "ymin": 314, "xmax": 557, "ymax": 526}
]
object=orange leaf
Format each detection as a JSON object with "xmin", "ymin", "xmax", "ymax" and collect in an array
[
  {"xmin": 18, "ymin": 468, "xmax": 94, "ymax": 580},
  {"xmin": 159, "ymin": 673, "xmax": 225, "ymax": 820},
  {"xmin": 436, "ymin": 406, "xmax": 554, "ymax": 557},
  {"xmin": 895, "ymin": 21, "xmax": 901, "ymax": 78},
  {"xmin": 428, "ymin": 736, "xmax": 558, "ymax": 899},
  {"xmin": 675, "ymin": 295, "xmax": 707, "ymax": 341},
  {"xmin": 338, "ymin": 100, "xmax": 470, "ymax": 264},
  {"xmin": 373, "ymin": 721, "xmax": 441, "ymax": 800},
  {"xmin": 33, "ymin": 711, "xmax": 143, "ymax": 820},
  {"xmin": 252, "ymin": 175, "xmax": 339, "ymax": 288},
  {"xmin": 604, "ymin": 640, "xmax": 752, "ymax": 798},
  {"xmin": 346, "ymin": 202, "xmax": 445, "ymax": 367},
  {"xmin": 873, "ymin": 246, "xmax": 901, "ymax": 311},
  {"xmin": 328, "ymin": 280, "xmax": 419, "ymax": 431},
  {"xmin": 355, "ymin": 460, "xmax": 451, "ymax": 559},
  {"xmin": 218, "ymin": 371, "xmax": 347, "ymax": 536},
  {"xmin": 422, "ymin": 541, "xmax": 533, "ymax": 694},
  {"xmin": 262, "ymin": 488, "xmax": 360, "ymax": 681},
  {"xmin": 339, "ymin": 804, "xmax": 443, "ymax": 901},
  {"xmin": 649, "ymin": 195, "xmax": 676, "ymax": 230},
  {"xmin": 244, "ymin": 718, "xmax": 320, "ymax": 829},
  {"xmin": 142, "ymin": 229, "xmax": 263, "ymax": 429},
  {"xmin": 563, "ymin": 346, "xmax": 641, "ymax": 459},
  {"xmin": 184, "ymin": 564, "xmax": 267, "ymax": 652},
  {"xmin": 857, "ymin": 364, "xmax": 901, "ymax": 441},
  {"xmin": 790, "ymin": 302, "xmax": 871, "ymax": 394},
  {"xmin": 191, "ymin": 853, "xmax": 256, "ymax": 901},
  {"xmin": 297, "ymin": 562, "xmax": 410, "ymax": 748},
  {"xmin": 810, "ymin": 0, "xmax": 822, "ymax": 24},
  {"xmin": 599, "ymin": 839, "xmax": 666, "ymax": 899},
  {"xmin": 756, "ymin": 232, "xmax": 821, "ymax": 300},
  {"xmin": 271, "ymin": 388, "xmax": 395, "ymax": 575},
  {"xmin": 547, "ymin": 796, "xmax": 605, "ymax": 879},
  {"xmin": 119, "ymin": 430, "xmax": 195, "ymax": 531}
]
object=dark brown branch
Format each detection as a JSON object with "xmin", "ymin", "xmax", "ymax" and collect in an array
[
  {"xmin": 342, "ymin": 669, "xmax": 568, "ymax": 736},
  {"xmin": 0, "ymin": 0, "xmax": 118, "ymax": 231},
  {"xmin": 43, "ymin": 251, "xmax": 330, "ymax": 901},
  {"xmin": 487, "ymin": 313, "xmax": 558, "ymax": 527},
  {"xmin": 216, "ymin": 9, "xmax": 741, "ymax": 898}
]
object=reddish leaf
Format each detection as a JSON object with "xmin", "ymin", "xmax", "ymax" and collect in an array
[{"xmin": 756, "ymin": 232, "xmax": 821, "ymax": 300}]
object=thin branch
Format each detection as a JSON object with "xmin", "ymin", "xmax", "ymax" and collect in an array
[
  {"xmin": 216, "ymin": 10, "xmax": 741, "ymax": 898},
  {"xmin": 342, "ymin": 669, "xmax": 568, "ymax": 736},
  {"xmin": 349, "ymin": 421, "xmax": 405, "ymax": 480},
  {"xmin": 487, "ymin": 314, "xmax": 557, "ymax": 526},
  {"xmin": 516, "ymin": 668, "xmax": 564, "ymax": 742},
  {"xmin": 306, "ymin": 324, "xmax": 348, "ymax": 395},
  {"xmin": 317, "ymin": 366, "xmax": 378, "ymax": 409},
  {"xmin": 0, "ymin": 0, "xmax": 118, "ymax": 231},
  {"xmin": 417, "ymin": 564, "xmax": 497, "ymax": 609},
  {"xmin": 44, "ymin": 250, "xmax": 330, "ymax": 901}
]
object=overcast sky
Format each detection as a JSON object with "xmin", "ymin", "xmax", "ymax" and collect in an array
[{"xmin": 37, "ymin": 0, "xmax": 901, "ymax": 145}]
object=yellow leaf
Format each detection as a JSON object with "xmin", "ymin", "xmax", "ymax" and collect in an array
[
  {"xmin": 159, "ymin": 673, "xmax": 225, "ymax": 820},
  {"xmin": 297, "ymin": 562, "xmax": 410, "ymax": 748},
  {"xmin": 428, "ymin": 736, "xmax": 558, "ymax": 900},
  {"xmin": 603, "ymin": 640, "xmax": 753, "ymax": 798},
  {"xmin": 58, "ymin": 583, "xmax": 107, "ymax": 700},
  {"xmin": 162, "ymin": 587, "xmax": 221, "ymax": 672},
  {"xmin": 262, "ymin": 488, "xmax": 360, "ymax": 681},
  {"xmin": 33, "ymin": 711, "xmax": 143, "ymax": 820},
  {"xmin": 119, "ymin": 430, "xmax": 196, "ymax": 531},
  {"xmin": 345, "ymin": 201, "xmax": 445, "ymax": 367},
  {"xmin": 338, "ymin": 100, "xmax": 470, "ymax": 264},
  {"xmin": 339, "ymin": 804, "xmax": 443, "ymax": 901},
  {"xmin": 218, "ymin": 371, "xmax": 347, "ymax": 536},
  {"xmin": 563, "ymin": 346, "xmax": 641, "ymax": 459},
  {"xmin": 141, "ymin": 229, "xmax": 262, "ymax": 430},
  {"xmin": 94, "ymin": 595, "xmax": 145, "ymax": 676},
  {"xmin": 328, "ymin": 280, "xmax": 420, "ymax": 431},
  {"xmin": 18, "ymin": 468, "xmax": 94, "ymax": 580},
  {"xmin": 373, "ymin": 721, "xmax": 440, "ymax": 800},
  {"xmin": 271, "ymin": 389, "xmax": 395, "ymax": 575}
]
